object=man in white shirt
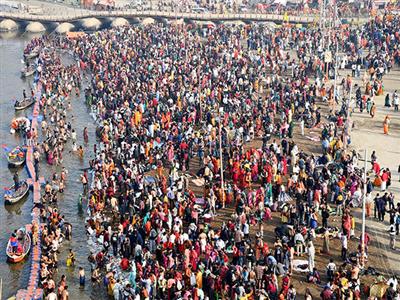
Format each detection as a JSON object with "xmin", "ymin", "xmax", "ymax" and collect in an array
[
  {"xmin": 294, "ymin": 231, "xmax": 305, "ymax": 256},
  {"xmin": 326, "ymin": 259, "xmax": 336, "ymax": 282}
]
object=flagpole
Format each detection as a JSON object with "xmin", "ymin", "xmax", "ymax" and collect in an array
[
  {"xmin": 218, "ymin": 107, "xmax": 225, "ymax": 208},
  {"xmin": 361, "ymin": 149, "xmax": 368, "ymax": 268}
]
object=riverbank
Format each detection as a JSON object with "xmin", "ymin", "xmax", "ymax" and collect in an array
[{"xmin": 0, "ymin": 35, "xmax": 98, "ymax": 300}]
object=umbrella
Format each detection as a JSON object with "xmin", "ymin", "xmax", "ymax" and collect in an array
[
  {"xmin": 370, "ymin": 283, "xmax": 388, "ymax": 298},
  {"xmin": 142, "ymin": 18, "xmax": 155, "ymax": 25}
]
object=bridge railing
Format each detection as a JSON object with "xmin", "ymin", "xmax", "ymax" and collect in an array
[{"xmin": 0, "ymin": 9, "xmax": 366, "ymax": 24}]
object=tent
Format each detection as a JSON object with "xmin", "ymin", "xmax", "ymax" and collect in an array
[
  {"xmin": 67, "ymin": 32, "xmax": 86, "ymax": 39},
  {"xmin": 142, "ymin": 17, "xmax": 155, "ymax": 25}
]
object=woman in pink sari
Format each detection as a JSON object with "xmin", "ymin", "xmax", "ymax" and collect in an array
[{"xmin": 167, "ymin": 143, "xmax": 174, "ymax": 163}]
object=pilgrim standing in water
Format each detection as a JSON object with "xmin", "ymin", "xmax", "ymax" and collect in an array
[{"xmin": 83, "ymin": 127, "xmax": 89, "ymax": 144}]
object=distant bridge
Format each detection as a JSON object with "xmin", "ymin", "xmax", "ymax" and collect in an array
[{"xmin": 0, "ymin": 9, "xmax": 368, "ymax": 24}]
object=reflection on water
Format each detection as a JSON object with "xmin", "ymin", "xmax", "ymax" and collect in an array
[{"xmin": 0, "ymin": 32, "xmax": 98, "ymax": 299}]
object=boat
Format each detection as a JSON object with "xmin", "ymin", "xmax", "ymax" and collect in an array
[
  {"xmin": 10, "ymin": 117, "xmax": 30, "ymax": 134},
  {"xmin": 21, "ymin": 67, "xmax": 35, "ymax": 78},
  {"xmin": 4, "ymin": 181, "xmax": 29, "ymax": 205},
  {"xmin": 14, "ymin": 98, "xmax": 34, "ymax": 111},
  {"xmin": 23, "ymin": 48, "xmax": 40, "ymax": 59},
  {"xmin": 7, "ymin": 146, "xmax": 26, "ymax": 167},
  {"xmin": 6, "ymin": 228, "xmax": 31, "ymax": 263}
]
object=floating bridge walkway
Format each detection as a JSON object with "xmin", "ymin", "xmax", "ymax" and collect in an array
[{"xmin": 15, "ymin": 78, "xmax": 44, "ymax": 300}]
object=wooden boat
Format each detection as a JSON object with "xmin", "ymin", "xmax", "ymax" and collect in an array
[
  {"xmin": 23, "ymin": 48, "xmax": 39, "ymax": 59},
  {"xmin": 10, "ymin": 117, "xmax": 30, "ymax": 134},
  {"xmin": 14, "ymin": 98, "xmax": 34, "ymax": 111},
  {"xmin": 7, "ymin": 147, "xmax": 26, "ymax": 167},
  {"xmin": 4, "ymin": 181, "xmax": 29, "ymax": 205},
  {"xmin": 6, "ymin": 228, "xmax": 31, "ymax": 263},
  {"xmin": 21, "ymin": 67, "xmax": 35, "ymax": 78}
]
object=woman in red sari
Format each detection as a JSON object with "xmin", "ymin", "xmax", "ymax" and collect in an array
[
  {"xmin": 281, "ymin": 156, "xmax": 288, "ymax": 176},
  {"xmin": 232, "ymin": 161, "xmax": 240, "ymax": 185}
]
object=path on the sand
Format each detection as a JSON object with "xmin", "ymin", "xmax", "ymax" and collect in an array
[{"xmin": 348, "ymin": 68, "xmax": 400, "ymax": 275}]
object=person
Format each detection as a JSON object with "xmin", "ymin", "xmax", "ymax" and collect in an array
[
  {"xmin": 71, "ymin": 129, "xmax": 77, "ymax": 143},
  {"xmin": 385, "ymin": 93, "xmax": 392, "ymax": 107},
  {"xmin": 77, "ymin": 145, "xmax": 84, "ymax": 159},
  {"xmin": 13, "ymin": 172, "xmax": 20, "ymax": 191},
  {"xmin": 326, "ymin": 259, "xmax": 336, "ymax": 282},
  {"xmin": 320, "ymin": 286, "xmax": 333, "ymax": 300},
  {"xmin": 300, "ymin": 117, "xmax": 304, "ymax": 136},
  {"xmin": 9, "ymin": 232, "xmax": 18, "ymax": 254},
  {"xmin": 80, "ymin": 171, "xmax": 88, "ymax": 194},
  {"xmin": 389, "ymin": 225, "xmax": 396, "ymax": 250},
  {"xmin": 79, "ymin": 267, "xmax": 85, "ymax": 288},
  {"xmin": 83, "ymin": 127, "xmax": 89, "ymax": 144},
  {"xmin": 61, "ymin": 285, "xmax": 69, "ymax": 300},
  {"xmin": 387, "ymin": 276, "xmax": 399, "ymax": 293},
  {"xmin": 398, "ymin": 164, "xmax": 400, "ymax": 182},
  {"xmin": 305, "ymin": 288, "xmax": 313, "ymax": 300},
  {"xmin": 91, "ymin": 267, "xmax": 101, "ymax": 285},
  {"xmin": 294, "ymin": 231, "xmax": 305, "ymax": 256},
  {"xmin": 287, "ymin": 284, "xmax": 297, "ymax": 300},
  {"xmin": 371, "ymin": 150, "xmax": 377, "ymax": 163},
  {"xmin": 307, "ymin": 267, "xmax": 321, "ymax": 284},
  {"xmin": 374, "ymin": 193, "xmax": 380, "ymax": 219},
  {"xmin": 341, "ymin": 233, "xmax": 348, "ymax": 261},
  {"xmin": 370, "ymin": 102, "xmax": 376, "ymax": 118},
  {"xmin": 393, "ymin": 90, "xmax": 399, "ymax": 111},
  {"xmin": 386, "ymin": 282, "xmax": 397, "ymax": 300},
  {"xmin": 46, "ymin": 290, "xmax": 57, "ymax": 300},
  {"xmin": 306, "ymin": 241, "xmax": 315, "ymax": 271},
  {"xmin": 322, "ymin": 229, "xmax": 330, "ymax": 254},
  {"xmin": 67, "ymin": 249, "xmax": 75, "ymax": 267},
  {"xmin": 365, "ymin": 193, "xmax": 373, "ymax": 217},
  {"xmin": 321, "ymin": 206, "xmax": 330, "ymax": 228},
  {"xmin": 383, "ymin": 115, "xmax": 390, "ymax": 135},
  {"xmin": 377, "ymin": 196, "xmax": 386, "ymax": 222}
]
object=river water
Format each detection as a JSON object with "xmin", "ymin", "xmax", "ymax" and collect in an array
[{"xmin": 0, "ymin": 32, "xmax": 100, "ymax": 299}]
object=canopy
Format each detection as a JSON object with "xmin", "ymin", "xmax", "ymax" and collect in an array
[
  {"xmin": 142, "ymin": 17, "xmax": 155, "ymax": 25},
  {"xmin": 67, "ymin": 32, "xmax": 86, "ymax": 39}
]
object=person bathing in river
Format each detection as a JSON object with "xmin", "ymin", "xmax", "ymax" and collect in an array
[
  {"xmin": 77, "ymin": 145, "xmax": 84, "ymax": 159},
  {"xmin": 83, "ymin": 127, "xmax": 88, "ymax": 144}
]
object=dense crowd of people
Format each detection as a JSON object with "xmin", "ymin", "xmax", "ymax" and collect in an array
[
  {"xmin": 14, "ymin": 38, "xmax": 86, "ymax": 300},
  {"xmin": 14, "ymin": 12, "xmax": 400, "ymax": 300}
]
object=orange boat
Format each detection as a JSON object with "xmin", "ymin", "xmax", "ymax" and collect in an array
[{"xmin": 6, "ymin": 228, "xmax": 31, "ymax": 263}]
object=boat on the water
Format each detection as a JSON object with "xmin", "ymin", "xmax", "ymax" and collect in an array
[
  {"xmin": 6, "ymin": 228, "xmax": 31, "ymax": 263},
  {"xmin": 4, "ymin": 181, "xmax": 29, "ymax": 205},
  {"xmin": 14, "ymin": 98, "xmax": 34, "ymax": 111},
  {"xmin": 23, "ymin": 48, "xmax": 40, "ymax": 59},
  {"xmin": 10, "ymin": 117, "xmax": 30, "ymax": 134},
  {"xmin": 7, "ymin": 146, "xmax": 26, "ymax": 167},
  {"xmin": 21, "ymin": 66, "xmax": 35, "ymax": 78}
]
